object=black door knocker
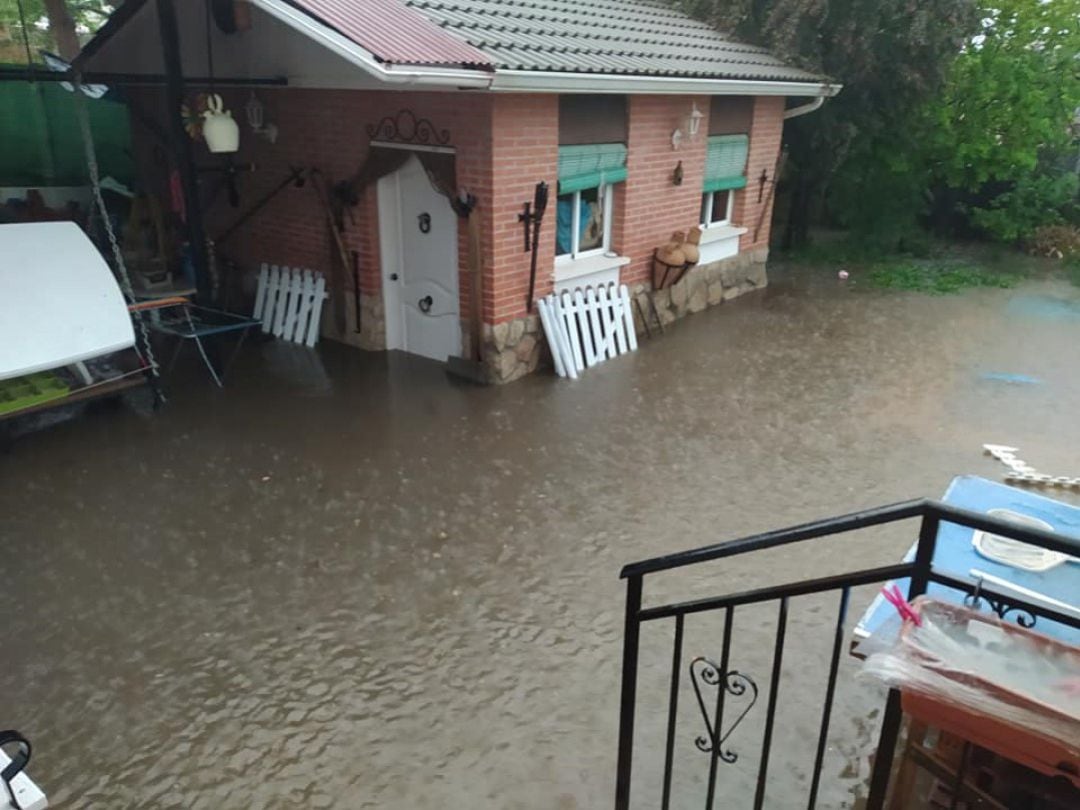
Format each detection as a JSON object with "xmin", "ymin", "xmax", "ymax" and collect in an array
[
  {"xmin": 418, "ymin": 212, "xmax": 432, "ymax": 233},
  {"xmin": 418, "ymin": 295, "xmax": 433, "ymax": 314}
]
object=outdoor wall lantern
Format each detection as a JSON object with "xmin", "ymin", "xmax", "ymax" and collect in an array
[
  {"xmin": 202, "ymin": 94, "xmax": 240, "ymax": 154},
  {"xmin": 671, "ymin": 102, "xmax": 704, "ymax": 150},
  {"xmin": 245, "ymin": 92, "xmax": 279, "ymax": 144},
  {"xmin": 687, "ymin": 102, "xmax": 704, "ymax": 138}
]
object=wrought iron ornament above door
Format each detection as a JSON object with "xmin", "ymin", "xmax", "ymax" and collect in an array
[{"xmin": 366, "ymin": 109, "xmax": 451, "ymax": 146}]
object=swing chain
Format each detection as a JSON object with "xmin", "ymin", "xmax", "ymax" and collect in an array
[{"xmin": 72, "ymin": 72, "xmax": 162, "ymax": 383}]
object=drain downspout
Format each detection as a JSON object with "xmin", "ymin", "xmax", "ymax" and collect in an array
[{"xmin": 783, "ymin": 96, "xmax": 826, "ymax": 119}]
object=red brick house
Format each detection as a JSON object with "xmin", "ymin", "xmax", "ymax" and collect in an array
[{"xmin": 77, "ymin": 0, "xmax": 837, "ymax": 382}]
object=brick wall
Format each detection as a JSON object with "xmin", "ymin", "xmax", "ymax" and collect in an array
[
  {"xmin": 129, "ymin": 88, "xmax": 786, "ymax": 344},
  {"xmin": 618, "ymin": 95, "xmax": 710, "ymax": 288},
  {"xmin": 130, "ymin": 87, "xmax": 492, "ymax": 345},
  {"xmin": 616, "ymin": 94, "xmax": 786, "ymax": 285},
  {"xmin": 733, "ymin": 95, "xmax": 785, "ymax": 253},
  {"xmin": 487, "ymin": 94, "xmax": 559, "ymax": 324}
]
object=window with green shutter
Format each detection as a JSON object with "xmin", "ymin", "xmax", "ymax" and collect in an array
[
  {"xmin": 557, "ymin": 143, "xmax": 628, "ymax": 194},
  {"xmin": 703, "ymin": 134, "xmax": 749, "ymax": 193},
  {"xmin": 555, "ymin": 143, "xmax": 627, "ymax": 258}
]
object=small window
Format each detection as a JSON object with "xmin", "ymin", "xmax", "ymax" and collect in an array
[
  {"xmin": 701, "ymin": 189, "xmax": 734, "ymax": 228},
  {"xmin": 556, "ymin": 183, "xmax": 614, "ymax": 259}
]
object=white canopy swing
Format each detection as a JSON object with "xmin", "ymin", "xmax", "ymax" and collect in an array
[{"xmin": 0, "ymin": 66, "xmax": 167, "ymax": 422}]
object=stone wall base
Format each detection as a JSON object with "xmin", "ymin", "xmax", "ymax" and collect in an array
[
  {"xmin": 482, "ymin": 314, "xmax": 543, "ymax": 384},
  {"xmin": 325, "ymin": 291, "xmax": 386, "ymax": 351},
  {"xmin": 631, "ymin": 247, "xmax": 769, "ymax": 333},
  {"xmin": 328, "ymin": 249, "xmax": 768, "ymax": 382},
  {"xmin": 478, "ymin": 249, "xmax": 769, "ymax": 384}
]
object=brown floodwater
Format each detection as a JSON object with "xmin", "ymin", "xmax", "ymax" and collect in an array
[{"xmin": 3, "ymin": 266, "xmax": 1079, "ymax": 809}]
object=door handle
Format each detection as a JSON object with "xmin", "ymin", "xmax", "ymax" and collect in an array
[
  {"xmin": 389, "ymin": 273, "xmax": 399, "ymax": 281},
  {"xmin": 418, "ymin": 295, "xmax": 433, "ymax": 314}
]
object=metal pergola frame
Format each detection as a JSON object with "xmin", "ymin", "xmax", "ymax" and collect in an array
[{"xmin": 34, "ymin": 0, "xmax": 289, "ymax": 303}]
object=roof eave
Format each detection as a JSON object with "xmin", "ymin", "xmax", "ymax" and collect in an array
[
  {"xmin": 73, "ymin": 0, "xmax": 838, "ymax": 96},
  {"xmin": 244, "ymin": 0, "xmax": 495, "ymax": 87},
  {"xmin": 489, "ymin": 69, "xmax": 840, "ymax": 97},
  {"xmin": 74, "ymin": 0, "xmax": 493, "ymax": 89}
]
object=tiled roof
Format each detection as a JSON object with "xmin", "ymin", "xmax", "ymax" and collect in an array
[
  {"xmin": 400, "ymin": 0, "xmax": 823, "ymax": 82},
  {"xmin": 293, "ymin": 0, "xmax": 493, "ymax": 66}
]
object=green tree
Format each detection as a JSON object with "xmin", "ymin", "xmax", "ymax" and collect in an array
[
  {"xmin": 831, "ymin": 0, "xmax": 1080, "ymax": 243},
  {"xmin": 922, "ymin": 0, "xmax": 1080, "ymax": 238},
  {"xmin": 0, "ymin": 0, "xmax": 112, "ymax": 62},
  {"xmin": 678, "ymin": 0, "xmax": 979, "ymax": 247}
]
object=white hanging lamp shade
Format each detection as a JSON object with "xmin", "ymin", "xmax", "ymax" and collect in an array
[{"xmin": 202, "ymin": 94, "xmax": 239, "ymax": 154}]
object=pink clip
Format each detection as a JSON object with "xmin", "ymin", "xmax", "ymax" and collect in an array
[{"xmin": 881, "ymin": 585, "xmax": 922, "ymax": 627}]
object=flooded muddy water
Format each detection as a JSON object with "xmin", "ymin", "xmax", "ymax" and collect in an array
[{"xmin": 3, "ymin": 267, "xmax": 1080, "ymax": 808}]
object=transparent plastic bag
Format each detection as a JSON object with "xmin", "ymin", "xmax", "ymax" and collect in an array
[{"xmin": 858, "ymin": 598, "xmax": 1080, "ymax": 752}]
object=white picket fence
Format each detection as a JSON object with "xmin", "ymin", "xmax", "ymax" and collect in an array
[
  {"xmin": 537, "ymin": 283, "xmax": 638, "ymax": 379},
  {"xmin": 253, "ymin": 264, "xmax": 328, "ymax": 347}
]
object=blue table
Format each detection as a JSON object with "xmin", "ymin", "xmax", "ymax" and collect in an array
[{"xmin": 855, "ymin": 475, "xmax": 1080, "ymax": 646}]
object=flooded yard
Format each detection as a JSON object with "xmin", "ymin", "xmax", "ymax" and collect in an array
[{"xmin": 3, "ymin": 266, "xmax": 1079, "ymax": 808}]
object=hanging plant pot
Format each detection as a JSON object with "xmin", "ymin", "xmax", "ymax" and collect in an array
[{"xmin": 203, "ymin": 94, "xmax": 239, "ymax": 154}]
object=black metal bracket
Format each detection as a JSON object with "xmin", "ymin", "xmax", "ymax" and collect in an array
[
  {"xmin": 451, "ymin": 191, "xmax": 477, "ymax": 219},
  {"xmin": 964, "ymin": 577, "xmax": 1037, "ymax": 628},
  {"xmin": 366, "ymin": 109, "xmax": 450, "ymax": 146},
  {"xmin": 651, "ymin": 249, "xmax": 693, "ymax": 291},
  {"xmin": 519, "ymin": 182, "xmax": 549, "ymax": 312},
  {"xmin": 757, "ymin": 168, "xmax": 773, "ymax": 203},
  {"xmin": 518, "ymin": 202, "xmax": 534, "ymax": 252},
  {"xmin": 689, "ymin": 657, "xmax": 758, "ymax": 764}
]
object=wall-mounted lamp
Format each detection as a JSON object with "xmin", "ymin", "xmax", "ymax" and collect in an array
[
  {"xmin": 245, "ymin": 92, "xmax": 279, "ymax": 144},
  {"xmin": 687, "ymin": 102, "xmax": 704, "ymax": 138},
  {"xmin": 671, "ymin": 103, "xmax": 704, "ymax": 151}
]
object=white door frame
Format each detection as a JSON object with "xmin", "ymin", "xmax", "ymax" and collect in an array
[
  {"xmin": 376, "ymin": 152, "xmax": 461, "ymax": 357},
  {"xmin": 377, "ymin": 169, "xmax": 406, "ymax": 351}
]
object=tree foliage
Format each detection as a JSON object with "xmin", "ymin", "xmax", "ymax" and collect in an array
[
  {"xmin": 924, "ymin": 0, "xmax": 1080, "ymax": 192},
  {"xmin": 0, "ymin": 0, "xmax": 112, "ymax": 62},
  {"xmin": 832, "ymin": 0, "xmax": 1080, "ymax": 243},
  {"xmin": 678, "ymin": 0, "xmax": 979, "ymax": 246}
]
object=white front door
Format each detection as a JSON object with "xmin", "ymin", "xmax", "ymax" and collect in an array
[{"xmin": 377, "ymin": 154, "xmax": 461, "ymax": 362}]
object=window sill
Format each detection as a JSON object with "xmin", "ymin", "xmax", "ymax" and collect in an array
[
  {"xmin": 552, "ymin": 253, "xmax": 630, "ymax": 294},
  {"xmin": 699, "ymin": 224, "xmax": 748, "ymax": 245},
  {"xmin": 697, "ymin": 225, "xmax": 746, "ymax": 265},
  {"xmin": 554, "ymin": 252, "xmax": 630, "ymax": 281}
]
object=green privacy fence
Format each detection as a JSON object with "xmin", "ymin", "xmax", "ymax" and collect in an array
[{"xmin": 0, "ymin": 72, "xmax": 133, "ymax": 187}]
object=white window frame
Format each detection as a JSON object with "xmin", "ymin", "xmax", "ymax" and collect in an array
[
  {"xmin": 701, "ymin": 189, "xmax": 735, "ymax": 229},
  {"xmin": 556, "ymin": 183, "xmax": 615, "ymax": 261}
]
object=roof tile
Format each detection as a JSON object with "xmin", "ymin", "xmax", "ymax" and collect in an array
[
  {"xmin": 401, "ymin": 0, "xmax": 822, "ymax": 82},
  {"xmin": 292, "ymin": 0, "xmax": 493, "ymax": 66}
]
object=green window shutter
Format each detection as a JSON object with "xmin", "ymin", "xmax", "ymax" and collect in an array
[
  {"xmin": 558, "ymin": 143, "xmax": 628, "ymax": 193},
  {"xmin": 703, "ymin": 134, "xmax": 748, "ymax": 193}
]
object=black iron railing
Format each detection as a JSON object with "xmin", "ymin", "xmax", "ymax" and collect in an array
[{"xmin": 613, "ymin": 499, "xmax": 1080, "ymax": 809}]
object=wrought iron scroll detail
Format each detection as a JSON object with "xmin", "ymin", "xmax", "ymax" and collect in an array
[
  {"xmin": 965, "ymin": 579, "xmax": 1037, "ymax": 628},
  {"xmin": 689, "ymin": 657, "xmax": 758, "ymax": 764},
  {"xmin": 366, "ymin": 109, "xmax": 451, "ymax": 145}
]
